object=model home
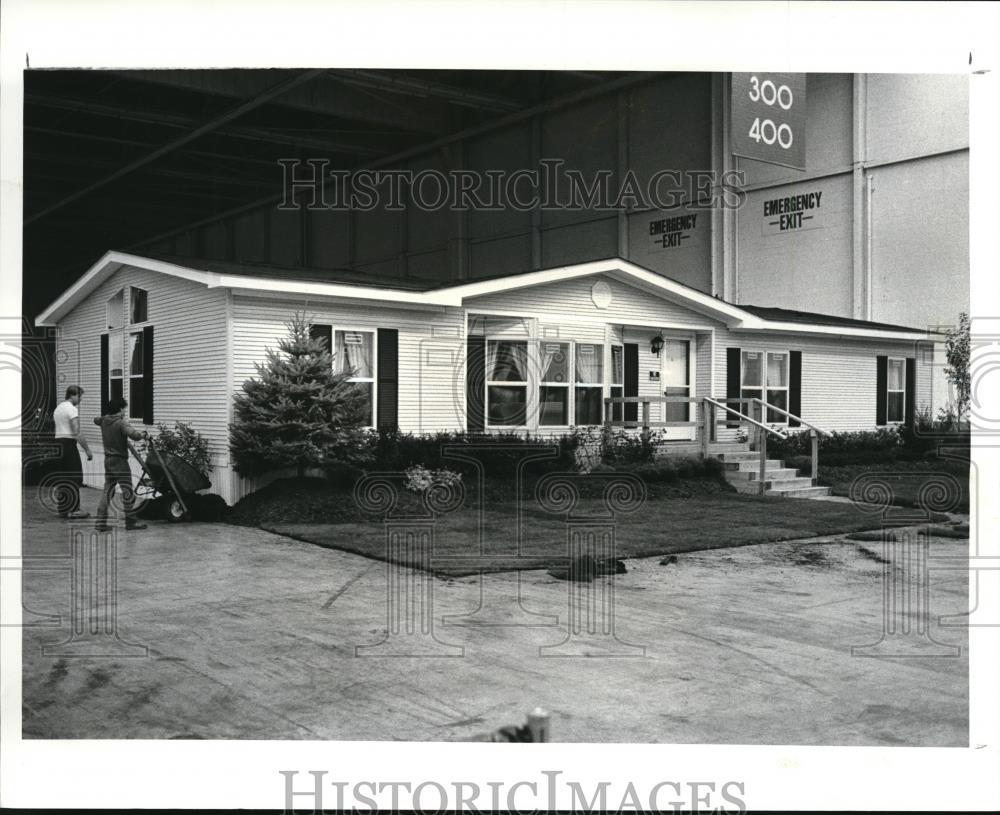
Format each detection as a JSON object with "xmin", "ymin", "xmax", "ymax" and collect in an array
[{"xmin": 36, "ymin": 251, "xmax": 938, "ymax": 504}]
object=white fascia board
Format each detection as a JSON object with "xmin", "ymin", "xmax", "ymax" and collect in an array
[
  {"xmin": 35, "ymin": 250, "xmax": 217, "ymax": 325},
  {"xmin": 35, "ymin": 251, "xmax": 121, "ymax": 326},
  {"xmin": 450, "ymin": 258, "xmax": 749, "ymax": 325},
  {"xmin": 210, "ymin": 274, "xmax": 457, "ymax": 307},
  {"xmin": 728, "ymin": 320, "xmax": 938, "ymax": 342}
]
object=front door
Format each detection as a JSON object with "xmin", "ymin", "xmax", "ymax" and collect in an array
[{"xmin": 661, "ymin": 339, "xmax": 694, "ymax": 440}]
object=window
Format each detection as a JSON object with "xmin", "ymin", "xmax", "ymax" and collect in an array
[
  {"xmin": 335, "ymin": 330, "xmax": 375, "ymax": 426},
  {"xmin": 610, "ymin": 344, "xmax": 624, "ymax": 423},
  {"xmin": 740, "ymin": 349, "xmax": 789, "ymax": 424},
  {"xmin": 575, "ymin": 343, "xmax": 604, "ymax": 426},
  {"xmin": 108, "ymin": 331, "xmax": 124, "ymax": 402},
  {"xmin": 128, "ymin": 332, "xmax": 144, "ymax": 420},
  {"xmin": 486, "ymin": 340, "xmax": 528, "ymax": 426},
  {"xmin": 107, "ymin": 290, "xmax": 124, "ymax": 330},
  {"xmin": 887, "ymin": 358, "xmax": 905, "ymax": 423},
  {"xmin": 740, "ymin": 350, "xmax": 762, "ymax": 410},
  {"xmin": 765, "ymin": 352, "xmax": 788, "ymax": 423},
  {"xmin": 130, "ymin": 287, "xmax": 148, "ymax": 324},
  {"xmin": 539, "ymin": 342, "xmax": 569, "ymax": 426}
]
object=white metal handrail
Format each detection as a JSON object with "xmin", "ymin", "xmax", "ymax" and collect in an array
[
  {"xmin": 749, "ymin": 398, "xmax": 832, "ymax": 437},
  {"xmin": 703, "ymin": 397, "xmax": 788, "ymax": 439}
]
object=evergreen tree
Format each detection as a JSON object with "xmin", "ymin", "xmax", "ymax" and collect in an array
[{"xmin": 229, "ymin": 312, "xmax": 371, "ymax": 477}]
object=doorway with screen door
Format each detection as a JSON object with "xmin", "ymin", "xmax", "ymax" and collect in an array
[{"xmin": 661, "ymin": 338, "xmax": 694, "ymax": 440}]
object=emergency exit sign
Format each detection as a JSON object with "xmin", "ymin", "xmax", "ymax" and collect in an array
[{"xmin": 731, "ymin": 73, "xmax": 807, "ymax": 171}]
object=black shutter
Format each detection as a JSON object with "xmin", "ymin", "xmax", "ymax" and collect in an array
[
  {"xmin": 309, "ymin": 323, "xmax": 332, "ymax": 352},
  {"xmin": 376, "ymin": 328, "xmax": 398, "ymax": 432},
  {"xmin": 905, "ymin": 356, "xmax": 916, "ymax": 427},
  {"xmin": 142, "ymin": 326, "xmax": 154, "ymax": 424},
  {"xmin": 100, "ymin": 334, "xmax": 109, "ymax": 415},
  {"xmin": 726, "ymin": 347, "xmax": 741, "ymax": 428},
  {"xmin": 788, "ymin": 350, "xmax": 802, "ymax": 428},
  {"xmin": 466, "ymin": 335, "xmax": 486, "ymax": 432},
  {"xmin": 623, "ymin": 343, "xmax": 639, "ymax": 423},
  {"xmin": 875, "ymin": 355, "xmax": 888, "ymax": 426}
]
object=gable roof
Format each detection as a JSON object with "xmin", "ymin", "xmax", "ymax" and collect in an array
[{"xmin": 35, "ymin": 250, "xmax": 936, "ymax": 341}]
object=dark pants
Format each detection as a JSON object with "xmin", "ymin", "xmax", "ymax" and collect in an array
[
  {"xmin": 54, "ymin": 438, "xmax": 83, "ymax": 516},
  {"xmin": 96, "ymin": 456, "xmax": 138, "ymax": 526}
]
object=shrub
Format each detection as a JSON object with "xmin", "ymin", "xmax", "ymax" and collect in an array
[
  {"xmin": 771, "ymin": 414, "xmax": 969, "ymax": 467},
  {"xmin": 599, "ymin": 427, "xmax": 663, "ymax": 465},
  {"xmin": 139, "ymin": 421, "xmax": 213, "ymax": 477},
  {"xmin": 365, "ymin": 429, "xmax": 581, "ymax": 478},
  {"xmin": 626, "ymin": 456, "xmax": 725, "ymax": 483}
]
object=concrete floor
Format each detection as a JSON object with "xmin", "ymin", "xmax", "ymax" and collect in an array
[{"xmin": 20, "ymin": 487, "xmax": 968, "ymax": 744}]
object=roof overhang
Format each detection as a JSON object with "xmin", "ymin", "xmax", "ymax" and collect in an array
[{"xmin": 35, "ymin": 252, "xmax": 937, "ymax": 342}]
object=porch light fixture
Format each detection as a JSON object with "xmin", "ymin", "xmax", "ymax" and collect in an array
[{"xmin": 650, "ymin": 333, "xmax": 665, "ymax": 356}]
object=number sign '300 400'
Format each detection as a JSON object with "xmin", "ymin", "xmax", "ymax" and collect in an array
[{"xmin": 731, "ymin": 73, "xmax": 807, "ymax": 171}]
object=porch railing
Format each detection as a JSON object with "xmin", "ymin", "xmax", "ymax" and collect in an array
[{"xmin": 602, "ymin": 395, "xmax": 830, "ymax": 497}]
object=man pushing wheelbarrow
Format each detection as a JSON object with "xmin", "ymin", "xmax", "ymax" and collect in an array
[{"xmin": 93, "ymin": 397, "xmax": 149, "ymax": 532}]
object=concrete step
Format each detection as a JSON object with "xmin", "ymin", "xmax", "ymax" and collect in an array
[
  {"xmin": 718, "ymin": 451, "xmax": 781, "ymax": 462},
  {"xmin": 725, "ymin": 468, "xmax": 800, "ymax": 482},
  {"xmin": 766, "ymin": 477, "xmax": 822, "ymax": 492},
  {"xmin": 767, "ymin": 486, "xmax": 832, "ymax": 499},
  {"xmin": 722, "ymin": 458, "xmax": 784, "ymax": 471},
  {"xmin": 730, "ymin": 475, "xmax": 816, "ymax": 495}
]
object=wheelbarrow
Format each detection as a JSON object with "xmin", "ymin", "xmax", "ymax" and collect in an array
[{"xmin": 128, "ymin": 438, "xmax": 210, "ymax": 522}]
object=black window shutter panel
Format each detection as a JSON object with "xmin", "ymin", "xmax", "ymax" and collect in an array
[
  {"xmin": 624, "ymin": 343, "xmax": 639, "ymax": 423},
  {"xmin": 788, "ymin": 350, "xmax": 802, "ymax": 428},
  {"xmin": 309, "ymin": 323, "xmax": 332, "ymax": 353},
  {"xmin": 100, "ymin": 334, "xmax": 109, "ymax": 415},
  {"xmin": 376, "ymin": 328, "xmax": 398, "ymax": 432},
  {"xmin": 142, "ymin": 326, "xmax": 154, "ymax": 424},
  {"xmin": 875, "ymin": 356, "xmax": 888, "ymax": 426},
  {"xmin": 905, "ymin": 357, "xmax": 916, "ymax": 427},
  {"xmin": 466, "ymin": 335, "xmax": 486, "ymax": 432},
  {"xmin": 726, "ymin": 347, "xmax": 741, "ymax": 428}
]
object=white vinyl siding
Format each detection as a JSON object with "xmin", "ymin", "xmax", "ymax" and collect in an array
[
  {"xmin": 232, "ymin": 295, "xmax": 465, "ymax": 435},
  {"xmin": 714, "ymin": 332, "xmax": 935, "ymax": 432},
  {"xmin": 55, "ymin": 265, "xmax": 229, "ymax": 493},
  {"xmin": 466, "ymin": 274, "xmax": 723, "ymax": 330}
]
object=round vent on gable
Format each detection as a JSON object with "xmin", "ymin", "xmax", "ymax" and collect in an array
[{"xmin": 591, "ymin": 280, "xmax": 613, "ymax": 309}]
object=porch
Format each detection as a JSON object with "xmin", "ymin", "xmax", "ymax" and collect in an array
[{"xmin": 604, "ymin": 395, "xmax": 832, "ymax": 498}]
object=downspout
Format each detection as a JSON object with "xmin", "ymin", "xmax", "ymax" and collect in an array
[{"xmin": 866, "ymin": 173, "xmax": 875, "ymax": 321}]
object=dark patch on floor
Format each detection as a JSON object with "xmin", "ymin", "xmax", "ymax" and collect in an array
[
  {"xmin": 44, "ymin": 658, "xmax": 68, "ymax": 686},
  {"xmin": 791, "ymin": 548, "xmax": 830, "ymax": 568},
  {"xmin": 854, "ymin": 544, "xmax": 889, "ymax": 564},
  {"xmin": 83, "ymin": 667, "xmax": 112, "ymax": 693}
]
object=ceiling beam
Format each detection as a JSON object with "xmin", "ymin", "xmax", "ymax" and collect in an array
[
  {"xmin": 26, "ymin": 93, "xmax": 394, "ymax": 158},
  {"xmin": 328, "ymin": 69, "xmax": 522, "ymax": 113},
  {"xmin": 24, "ymin": 68, "xmax": 330, "ymax": 225},
  {"xmin": 25, "ymin": 125, "xmax": 283, "ymax": 170},
  {"xmin": 104, "ymin": 69, "xmax": 451, "ymax": 135},
  {"xmin": 129, "ymin": 71, "xmax": 657, "ymax": 252},
  {"xmin": 25, "ymin": 152, "xmax": 276, "ymax": 190}
]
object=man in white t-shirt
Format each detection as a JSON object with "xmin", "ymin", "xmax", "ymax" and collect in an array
[{"xmin": 52, "ymin": 385, "xmax": 93, "ymax": 518}]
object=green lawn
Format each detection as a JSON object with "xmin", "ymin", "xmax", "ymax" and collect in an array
[{"xmin": 266, "ymin": 492, "xmax": 896, "ymax": 576}]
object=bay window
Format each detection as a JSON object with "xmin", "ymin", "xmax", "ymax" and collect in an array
[
  {"xmin": 539, "ymin": 342, "xmax": 569, "ymax": 426},
  {"xmin": 575, "ymin": 343, "xmax": 604, "ymax": 426},
  {"xmin": 487, "ymin": 340, "xmax": 528, "ymax": 426}
]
